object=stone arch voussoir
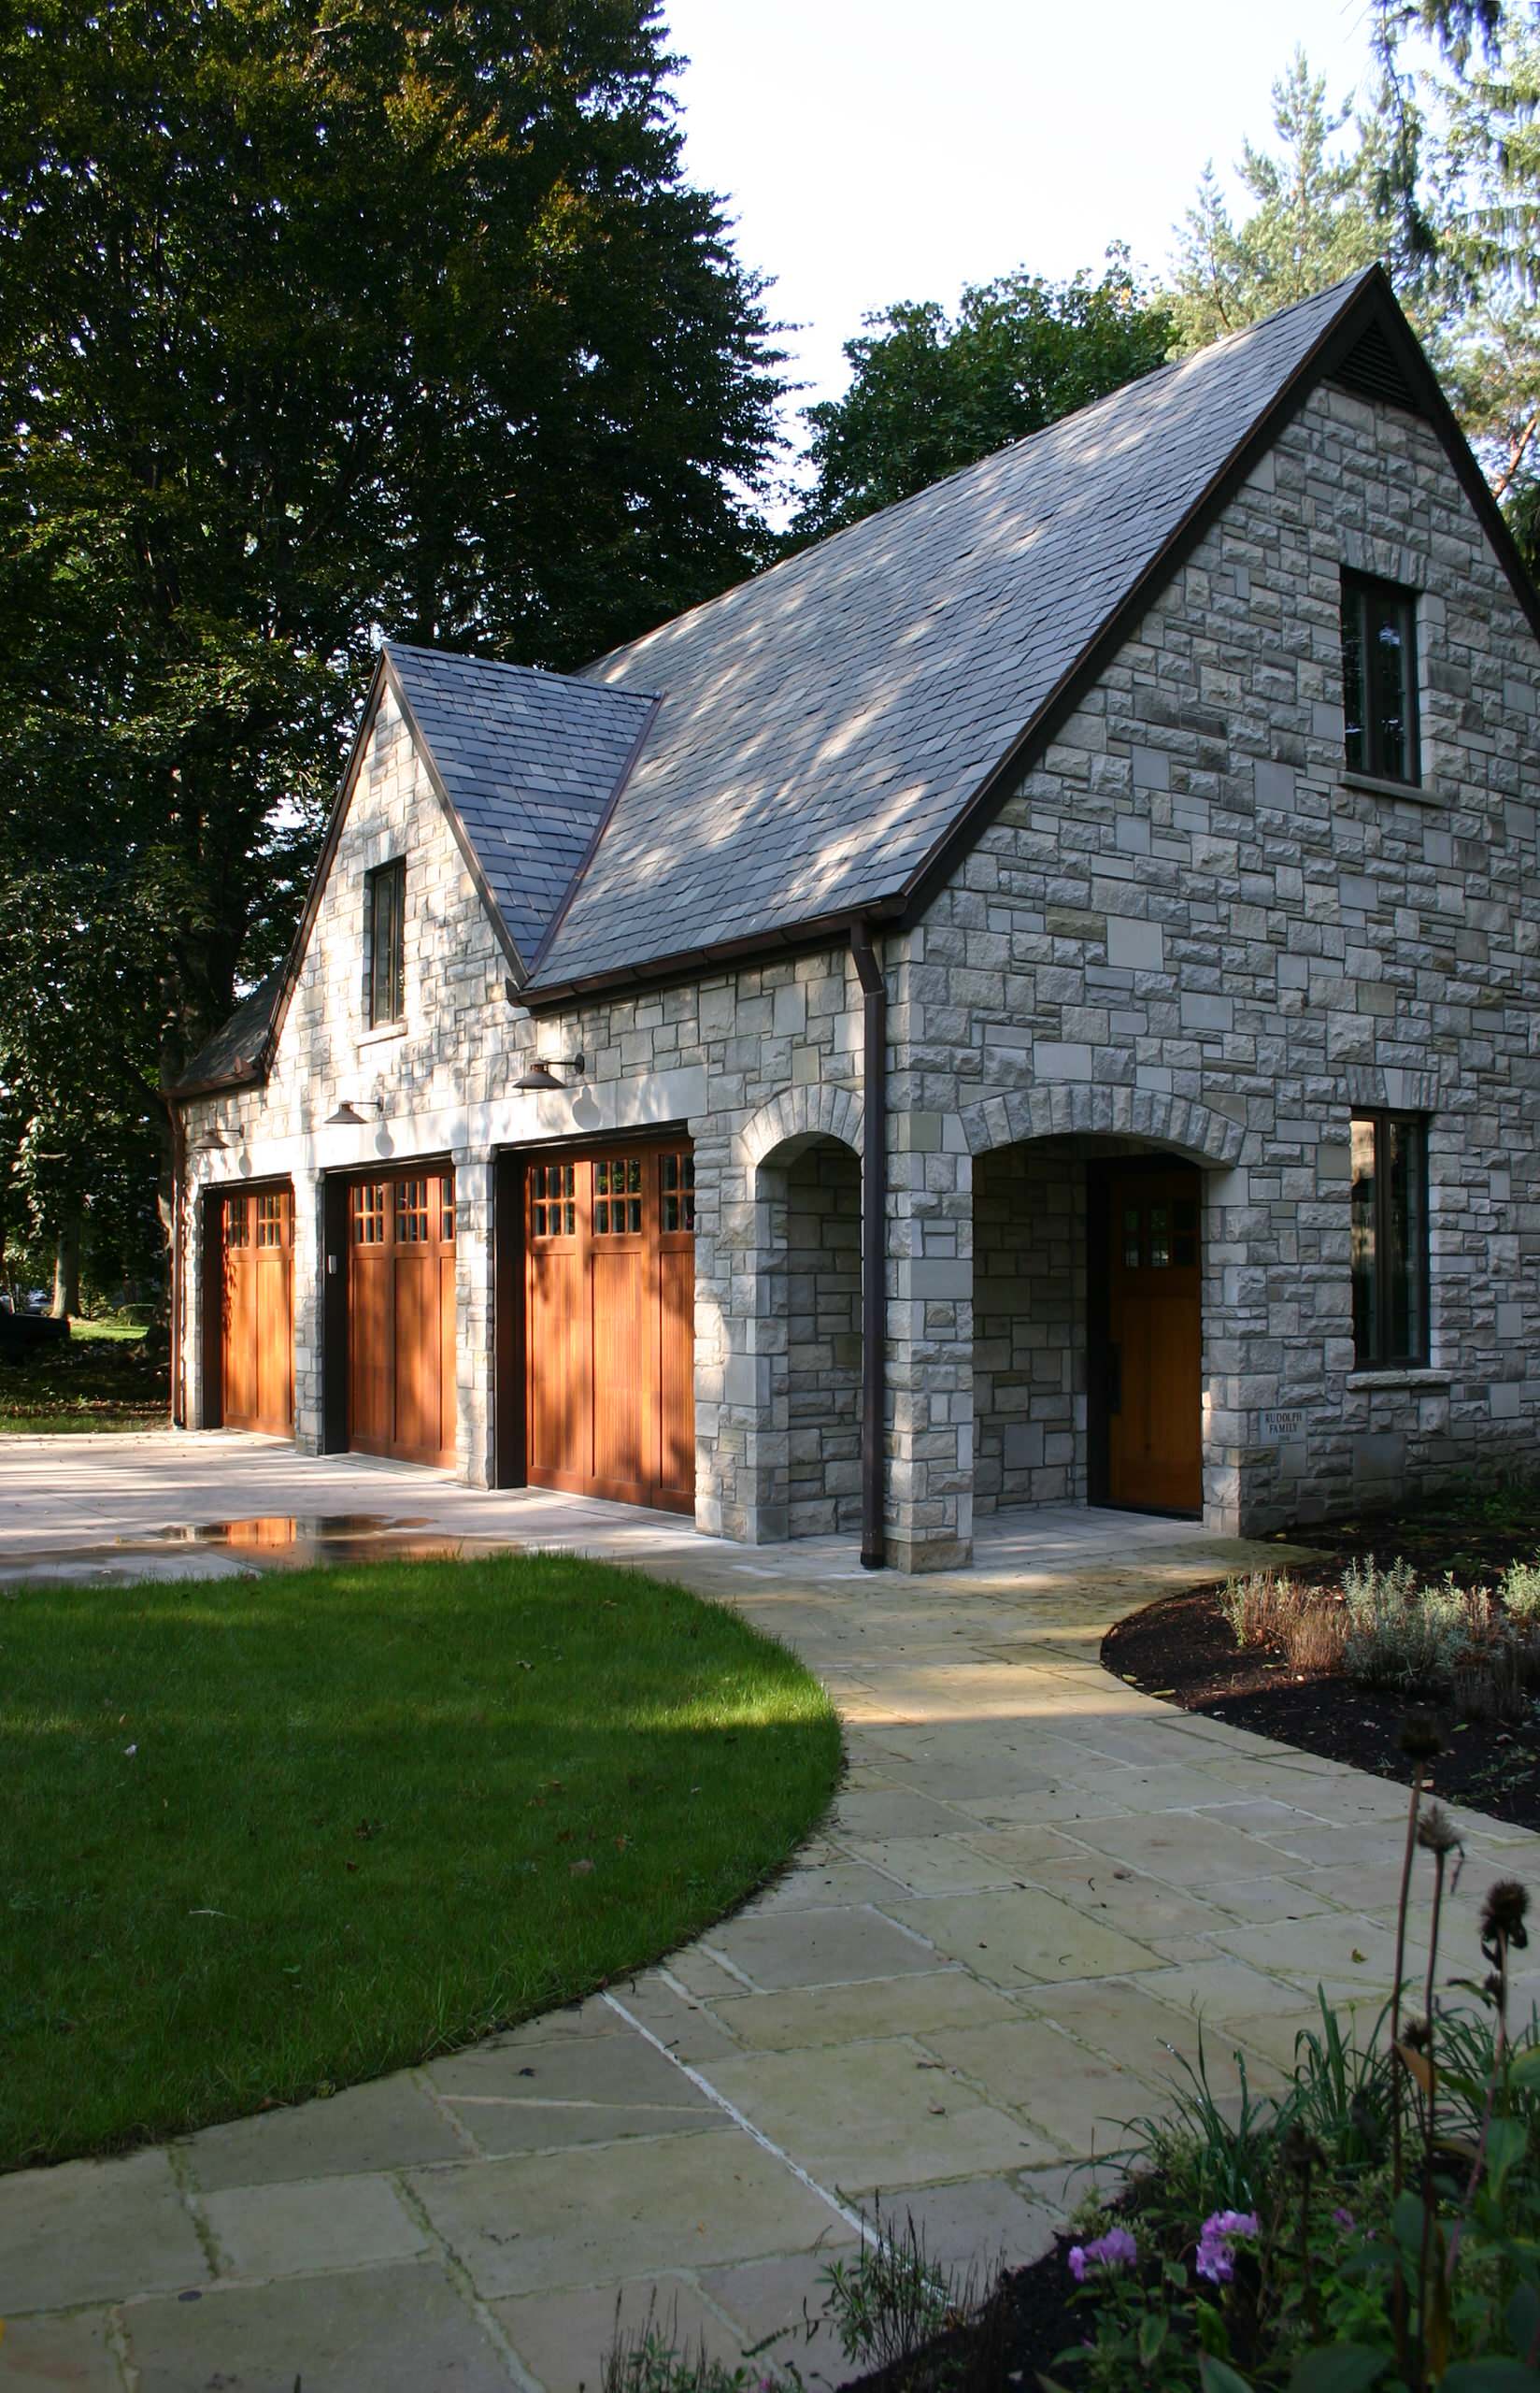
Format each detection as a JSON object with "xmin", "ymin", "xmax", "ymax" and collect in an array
[
  {"xmin": 960, "ymin": 1080, "xmax": 1248, "ymax": 1168},
  {"xmin": 736, "ymin": 1082, "xmax": 864, "ymax": 1175}
]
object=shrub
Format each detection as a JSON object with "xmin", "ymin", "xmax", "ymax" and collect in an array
[
  {"xmin": 1341, "ymin": 1556, "xmax": 1467, "ymax": 1689},
  {"xmin": 1502, "ymin": 1557, "xmax": 1540, "ymax": 1621},
  {"xmin": 1219, "ymin": 1571, "xmax": 1348, "ymax": 1675}
]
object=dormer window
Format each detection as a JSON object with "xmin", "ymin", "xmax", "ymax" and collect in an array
[
  {"xmin": 364, "ymin": 858, "xmax": 406, "ymax": 1027},
  {"xmin": 1341, "ymin": 571, "xmax": 1419, "ymax": 785}
]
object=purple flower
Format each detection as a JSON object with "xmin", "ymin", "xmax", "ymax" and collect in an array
[
  {"xmin": 1332, "ymin": 2206, "xmax": 1355, "ymax": 2231},
  {"xmin": 1195, "ymin": 2209, "xmax": 1260, "ymax": 2285},
  {"xmin": 1068, "ymin": 2227, "xmax": 1137, "ymax": 2282}
]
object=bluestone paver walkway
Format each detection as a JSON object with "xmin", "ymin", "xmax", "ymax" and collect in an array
[{"xmin": 3, "ymin": 1433, "xmax": 1537, "ymax": 2390}]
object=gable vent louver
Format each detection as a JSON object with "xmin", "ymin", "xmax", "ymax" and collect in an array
[{"xmin": 1330, "ymin": 319, "xmax": 1424, "ymax": 416}]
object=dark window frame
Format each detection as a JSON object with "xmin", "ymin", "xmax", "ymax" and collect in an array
[
  {"xmin": 1341, "ymin": 570, "xmax": 1420, "ymax": 786},
  {"xmin": 364, "ymin": 858, "xmax": 406, "ymax": 1028},
  {"xmin": 1350, "ymin": 1110, "xmax": 1431, "ymax": 1368}
]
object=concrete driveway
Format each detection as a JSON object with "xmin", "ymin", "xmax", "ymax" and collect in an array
[{"xmin": 2, "ymin": 1433, "xmax": 1536, "ymax": 2390}]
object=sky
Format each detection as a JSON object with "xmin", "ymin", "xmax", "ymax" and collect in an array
[{"xmin": 662, "ymin": 0, "xmax": 1385, "ymax": 451}]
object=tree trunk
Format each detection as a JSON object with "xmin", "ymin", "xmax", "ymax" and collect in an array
[{"xmin": 50, "ymin": 1218, "xmax": 80, "ymax": 1318}]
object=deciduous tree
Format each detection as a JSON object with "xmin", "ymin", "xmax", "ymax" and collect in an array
[{"xmin": 791, "ymin": 253, "xmax": 1174, "ymax": 543}]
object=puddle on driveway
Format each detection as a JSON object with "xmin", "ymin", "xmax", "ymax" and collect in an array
[
  {"xmin": 2, "ymin": 1513, "xmax": 529, "ymax": 1583},
  {"xmin": 135, "ymin": 1512, "xmax": 433, "ymax": 1546}
]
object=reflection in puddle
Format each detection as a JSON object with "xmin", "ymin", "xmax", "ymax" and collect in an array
[
  {"xmin": 135, "ymin": 1514, "xmax": 434, "ymax": 1546},
  {"xmin": 0, "ymin": 1516, "xmax": 529, "ymax": 1580}
]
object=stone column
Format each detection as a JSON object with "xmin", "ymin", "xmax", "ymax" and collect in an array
[
  {"xmin": 696, "ymin": 1126, "xmax": 789, "ymax": 1543},
  {"xmin": 885, "ymin": 1114, "xmax": 974, "ymax": 1570},
  {"xmin": 292, "ymin": 1166, "xmax": 324, "ymax": 1454},
  {"xmin": 183, "ymin": 1178, "xmax": 212, "ymax": 1428},
  {"xmin": 455, "ymin": 1153, "xmax": 495, "ymax": 1488}
]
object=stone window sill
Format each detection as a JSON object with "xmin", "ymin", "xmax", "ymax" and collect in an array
[
  {"xmin": 357, "ymin": 1022, "xmax": 406, "ymax": 1052},
  {"xmin": 1341, "ymin": 770, "xmax": 1447, "ymax": 809},
  {"xmin": 1346, "ymin": 1368, "xmax": 1452, "ymax": 1393}
]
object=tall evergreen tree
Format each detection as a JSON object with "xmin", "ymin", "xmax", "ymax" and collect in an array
[
  {"xmin": 1168, "ymin": 51, "xmax": 1398, "ymax": 351},
  {"xmin": 791, "ymin": 253, "xmax": 1174, "ymax": 543}
]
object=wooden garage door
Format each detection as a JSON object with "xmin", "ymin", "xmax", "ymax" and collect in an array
[
  {"xmin": 219, "ymin": 1186, "xmax": 293, "ymax": 1436},
  {"xmin": 525, "ymin": 1140, "xmax": 694, "ymax": 1513},
  {"xmin": 348, "ymin": 1170, "xmax": 457, "ymax": 1469}
]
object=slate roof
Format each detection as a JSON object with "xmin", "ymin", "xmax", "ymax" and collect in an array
[
  {"xmin": 528, "ymin": 270, "xmax": 1390, "ymax": 994},
  {"xmin": 176, "ymin": 969, "xmax": 285, "ymax": 1096},
  {"xmin": 385, "ymin": 644, "xmax": 656, "ymax": 969}
]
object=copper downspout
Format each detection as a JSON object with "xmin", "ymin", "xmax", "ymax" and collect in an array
[{"xmin": 849, "ymin": 921, "xmax": 887, "ymax": 1570}]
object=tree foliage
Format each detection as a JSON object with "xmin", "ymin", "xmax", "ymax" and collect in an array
[
  {"xmin": 791, "ymin": 254, "xmax": 1175, "ymax": 542},
  {"xmin": 1169, "ymin": 15, "xmax": 1540, "ymax": 575},
  {"xmin": 0, "ymin": 0, "xmax": 785, "ymax": 1266},
  {"xmin": 1168, "ymin": 51, "xmax": 1401, "ymax": 352}
]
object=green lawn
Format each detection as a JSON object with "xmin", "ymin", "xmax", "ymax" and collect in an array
[
  {"xmin": 0, "ymin": 1553, "xmax": 841, "ymax": 2170},
  {"xmin": 0, "ymin": 1317, "xmax": 167, "ymax": 1433}
]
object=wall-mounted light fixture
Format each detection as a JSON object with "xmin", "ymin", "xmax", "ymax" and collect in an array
[
  {"xmin": 197, "ymin": 1130, "xmax": 229, "ymax": 1153},
  {"xmin": 325, "ymin": 1097, "xmax": 380, "ymax": 1127},
  {"xmin": 514, "ymin": 1050, "xmax": 585, "ymax": 1094}
]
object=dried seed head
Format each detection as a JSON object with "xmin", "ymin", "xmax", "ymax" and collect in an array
[
  {"xmin": 1482, "ymin": 1879, "xmax": 1531, "ymax": 1952},
  {"xmin": 1281, "ymin": 2120, "xmax": 1323, "ymax": 2173},
  {"xmin": 1402, "ymin": 2014, "xmax": 1432, "ymax": 2052},
  {"xmin": 1399, "ymin": 1711, "xmax": 1444, "ymax": 1763},
  {"xmin": 1418, "ymin": 1803, "xmax": 1462, "ymax": 1857}
]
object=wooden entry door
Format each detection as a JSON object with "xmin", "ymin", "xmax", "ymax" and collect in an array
[
  {"xmin": 524, "ymin": 1139, "xmax": 694, "ymax": 1513},
  {"xmin": 347, "ymin": 1169, "xmax": 457, "ymax": 1469},
  {"xmin": 218, "ymin": 1185, "xmax": 293, "ymax": 1435},
  {"xmin": 1105, "ymin": 1163, "xmax": 1203, "ymax": 1514}
]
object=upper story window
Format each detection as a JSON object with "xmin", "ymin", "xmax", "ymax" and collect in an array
[
  {"xmin": 364, "ymin": 858, "xmax": 406, "ymax": 1028},
  {"xmin": 1340, "ymin": 571, "xmax": 1419, "ymax": 786},
  {"xmin": 1350, "ymin": 1111, "xmax": 1429, "ymax": 1368}
]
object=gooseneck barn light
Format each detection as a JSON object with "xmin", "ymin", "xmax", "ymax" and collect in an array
[{"xmin": 514, "ymin": 1050, "xmax": 585, "ymax": 1093}]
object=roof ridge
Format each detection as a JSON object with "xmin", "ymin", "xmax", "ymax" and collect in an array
[
  {"xmin": 583, "ymin": 267, "xmax": 1386, "ymax": 686},
  {"xmin": 385, "ymin": 638, "xmax": 660, "ymax": 706}
]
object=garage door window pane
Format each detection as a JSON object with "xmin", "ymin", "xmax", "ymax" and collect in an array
[
  {"xmin": 256, "ymin": 1191, "xmax": 288, "ymax": 1248},
  {"xmin": 396, "ymin": 1180, "xmax": 429, "ymax": 1243},
  {"xmin": 661, "ymin": 1152, "xmax": 695, "ymax": 1233},
  {"xmin": 350, "ymin": 1184, "xmax": 385, "ymax": 1245},
  {"xmin": 225, "ymin": 1199, "xmax": 250, "ymax": 1248},
  {"xmin": 595, "ymin": 1155, "xmax": 642, "ymax": 1234},
  {"xmin": 531, "ymin": 1162, "xmax": 575, "ymax": 1238}
]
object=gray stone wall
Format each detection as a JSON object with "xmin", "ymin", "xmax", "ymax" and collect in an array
[
  {"xmin": 782, "ymin": 1141, "xmax": 863, "ymax": 1538},
  {"xmin": 974, "ymin": 1143, "xmax": 1085, "ymax": 1511}
]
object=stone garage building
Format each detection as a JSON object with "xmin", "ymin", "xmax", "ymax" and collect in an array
[{"xmin": 173, "ymin": 267, "xmax": 1540, "ymax": 1571}]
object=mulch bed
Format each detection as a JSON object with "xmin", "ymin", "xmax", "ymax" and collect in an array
[
  {"xmin": 1102, "ymin": 1486, "xmax": 1540, "ymax": 1834},
  {"xmin": 840, "ymin": 2228, "xmax": 1086, "ymax": 2390}
]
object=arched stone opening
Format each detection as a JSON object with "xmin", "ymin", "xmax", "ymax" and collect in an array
[
  {"xmin": 755, "ymin": 1131, "xmax": 864, "ymax": 1541},
  {"xmin": 963, "ymin": 1089, "xmax": 1250, "ymax": 1527}
]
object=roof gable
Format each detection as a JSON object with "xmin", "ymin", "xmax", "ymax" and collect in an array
[
  {"xmin": 174, "ymin": 968, "xmax": 284, "ymax": 1098},
  {"xmin": 383, "ymin": 645, "xmax": 657, "ymax": 971}
]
